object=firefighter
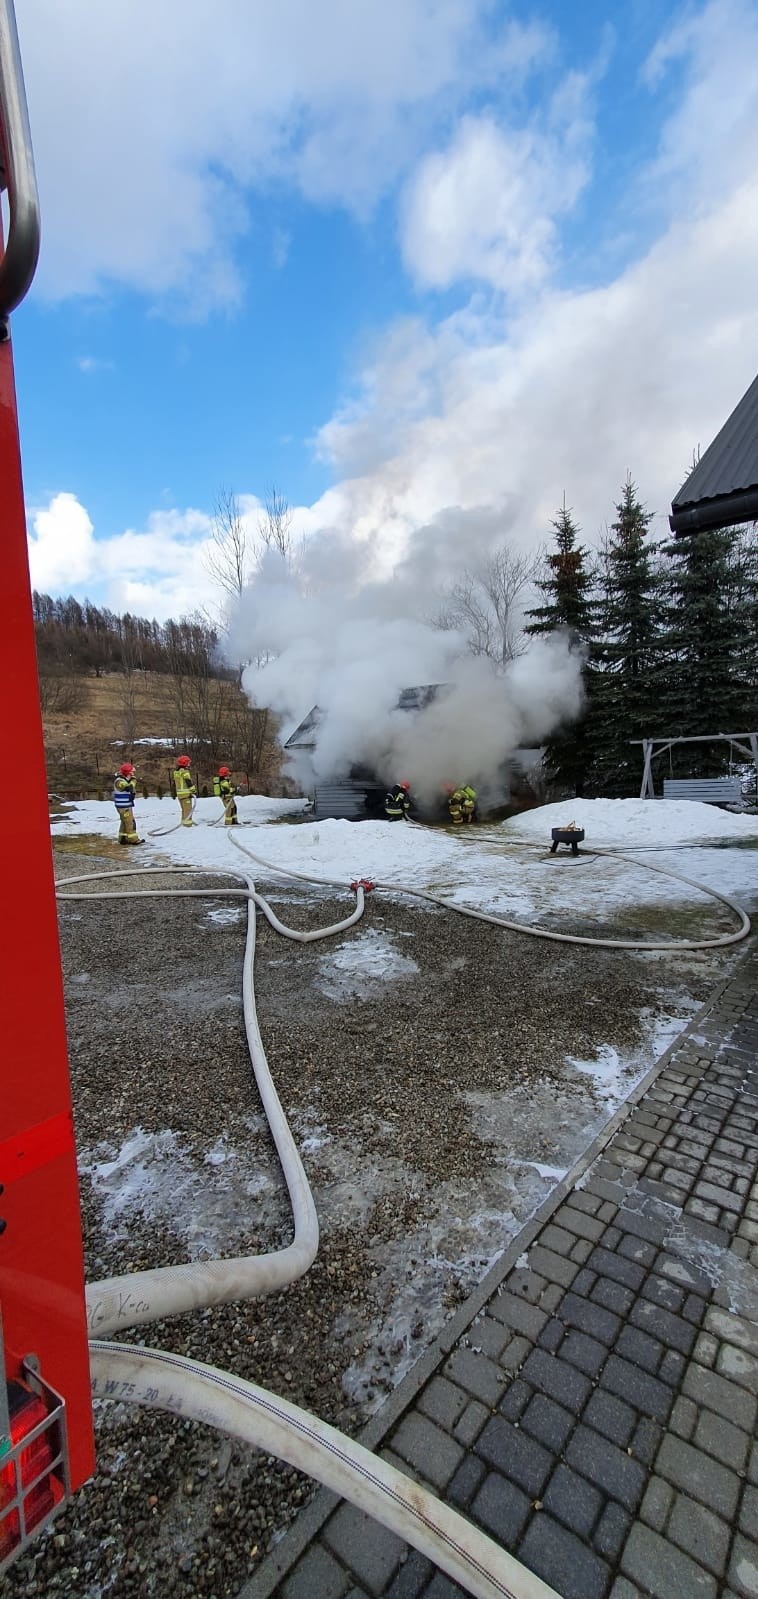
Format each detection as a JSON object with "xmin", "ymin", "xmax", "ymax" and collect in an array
[
  {"xmin": 385, "ymin": 780, "xmax": 411, "ymax": 821},
  {"xmin": 173, "ymin": 754, "xmax": 196, "ymax": 826},
  {"xmin": 213, "ymin": 764, "xmax": 238, "ymax": 825},
  {"xmin": 112, "ymin": 762, "xmax": 142, "ymax": 845},
  {"xmin": 445, "ymin": 783, "xmax": 463, "ymax": 825},
  {"xmin": 460, "ymin": 783, "xmax": 478, "ymax": 824}
]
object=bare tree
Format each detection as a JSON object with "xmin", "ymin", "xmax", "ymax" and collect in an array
[
  {"xmin": 204, "ymin": 488, "xmax": 251, "ymax": 599},
  {"xmin": 37, "ymin": 669, "xmax": 89, "ymax": 716},
  {"xmin": 118, "ymin": 618, "xmax": 143, "ymax": 750},
  {"xmin": 257, "ymin": 485, "xmax": 294, "ymax": 566},
  {"xmin": 435, "ymin": 542, "xmax": 539, "ymax": 667}
]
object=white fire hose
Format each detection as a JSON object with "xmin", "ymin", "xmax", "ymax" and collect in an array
[
  {"xmin": 58, "ymin": 865, "xmax": 365, "ymax": 1336},
  {"xmin": 147, "ymin": 794, "xmax": 197, "ymax": 837},
  {"xmin": 56, "ymin": 826, "xmax": 751, "ymax": 1598},
  {"xmin": 89, "ymin": 1342, "xmax": 558, "ymax": 1599},
  {"xmin": 58, "ymin": 860, "xmax": 565, "ymax": 1596},
  {"xmin": 226, "ymin": 829, "xmax": 751, "ymax": 953}
]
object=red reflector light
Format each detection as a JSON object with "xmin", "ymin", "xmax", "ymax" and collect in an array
[{"xmin": 0, "ymin": 1381, "xmax": 63, "ymax": 1559}]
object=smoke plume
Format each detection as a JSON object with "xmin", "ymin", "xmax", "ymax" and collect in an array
[{"xmin": 226, "ymin": 521, "xmax": 584, "ymax": 808}]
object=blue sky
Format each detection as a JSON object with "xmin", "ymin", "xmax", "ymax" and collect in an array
[{"xmin": 12, "ymin": 0, "xmax": 758, "ymax": 619}]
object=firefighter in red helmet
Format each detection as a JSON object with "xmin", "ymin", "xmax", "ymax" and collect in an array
[
  {"xmin": 385, "ymin": 779, "xmax": 412, "ymax": 821},
  {"xmin": 213, "ymin": 764, "xmax": 238, "ymax": 825},
  {"xmin": 173, "ymin": 754, "xmax": 196, "ymax": 826},
  {"xmin": 112, "ymin": 762, "xmax": 142, "ymax": 845}
]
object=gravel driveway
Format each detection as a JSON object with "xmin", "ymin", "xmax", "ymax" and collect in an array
[{"xmin": 7, "ymin": 847, "xmax": 728, "ymax": 1598}]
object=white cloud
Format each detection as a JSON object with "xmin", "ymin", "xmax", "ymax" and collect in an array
[
  {"xmin": 307, "ymin": 0, "xmax": 758, "ymax": 555},
  {"xmin": 641, "ymin": 0, "xmax": 758, "ymax": 205},
  {"xmin": 16, "ymin": 0, "xmax": 547, "ymax": 312},
  {"xmin": 24, "ymin": 2, "xmax": 758, "ymax": 624},
  {"xmin": 400, "ymin": 90, "xmax": 592, "ymax": 294},
  {"xmin": 28, "ymin": 493, "xmax": 96, "ymax": 590},
  {"xmin": 311, "ymin": 174, "xmax": 758, "ymax": 560},
  {"xmin": 27, "ymin": 495, "xmax": 215, "ymax": 618}
]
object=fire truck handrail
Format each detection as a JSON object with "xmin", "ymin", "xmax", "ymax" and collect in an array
[{"xmin": 0, "ymin": 0, "xmax": 40, "ymax": 318}]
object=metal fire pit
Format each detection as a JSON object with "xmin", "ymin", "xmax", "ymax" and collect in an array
[{"xmin": 550, "ymin": 827, "xmax": 585, "ymax": 856}]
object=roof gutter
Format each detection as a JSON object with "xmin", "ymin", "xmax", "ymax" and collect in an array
[{"xmin": 669, "ymin": 488, "xmax": 758, "ymax": 535}]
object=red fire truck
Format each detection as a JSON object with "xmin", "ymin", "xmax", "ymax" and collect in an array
[{"xmin": 0, "ymin": 0, "xmax": 95, "ymax": 1569}]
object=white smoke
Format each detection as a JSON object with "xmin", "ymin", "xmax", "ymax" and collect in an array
[{"xmin": 226, "ymin": 530, "xmax": 584, "ymax": 809}]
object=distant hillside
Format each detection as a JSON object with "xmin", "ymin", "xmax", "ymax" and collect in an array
[{"xmin": 35, "ymin": 594, "xmax": 285, "ymax": 798}]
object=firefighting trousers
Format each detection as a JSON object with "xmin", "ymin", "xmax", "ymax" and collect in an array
[{"xmin": 117, "ymin": 808, "xmax": 141, "ymax": 843}]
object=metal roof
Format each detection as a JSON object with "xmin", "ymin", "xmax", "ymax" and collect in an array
[
  {"xmin": 283, "ymin": 685, "xmax": 447, "ymax": 749},
  {"xmin": 283, "ymin": 706, "xmax": 321, "ymax": 750},
  {"xmin": 670, "ymin": 372, "xmax": 758, "ymax": 534}
]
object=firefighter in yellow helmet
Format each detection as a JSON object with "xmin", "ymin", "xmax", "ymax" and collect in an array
[
  {"xmin": 445, "ymin": 783, "xmax": 477, "ymax": 825},
  {"xmin": 444, "ymin": 783, "xmax": 463, "ymax": 825},
  {"xmin": 460, "ymin": 784, "xmax": 478, "ymax": 824},
  {"xmin": 113, "ymin": 762, "xmax": 142, "ymax": 844},
  {"xmin": 173, "ymin": 754, "xmax": 196, "ymax": 826},
  {"xmin": 213, "ymin": 765, "xmax": 238, "ymax": 825}
]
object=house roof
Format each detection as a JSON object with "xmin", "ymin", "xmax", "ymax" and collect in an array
[
  {"xmin": 283, "ymin": 706, "xmax": 321, "ymax": 749},
  {"xmin": 283, "ymin": 685, "xmax": 445, "ymax": 750},
  {"xmin": 670, "ymin": 372, "xmax": 758, "ymax": 534}
]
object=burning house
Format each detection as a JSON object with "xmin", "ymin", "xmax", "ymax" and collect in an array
[{"xmin": 284, "ymin": 685, "xmax": 542, "ymax": 821}]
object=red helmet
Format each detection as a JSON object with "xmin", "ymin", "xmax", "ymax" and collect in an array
[
  {"xmin": 443, "ymin": 783, "xmax": 455, "ymax": 794},
  {"xmin": 218, "ymin": 765, "xmax": 230, "ymax": 777},
  {"xmin": 400, "ymin": 780, "xmax": 410, "ymax": 791},
  {"xmin": 119, "ymin": 762, "xmax": 135, "ymax": 777},
  {"xmin": 176, "ymin": 755, "xmax": 191, "ymax": 768}
]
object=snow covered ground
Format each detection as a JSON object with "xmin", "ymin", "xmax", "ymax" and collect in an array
[{"xmin": 52, "ymin": 792, "xmax": 758, "ymax": 929}]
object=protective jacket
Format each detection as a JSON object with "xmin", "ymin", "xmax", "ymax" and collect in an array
[
  {"xmin": 448, "ymin": 787, "xmax": 463, "ymax": 823},
  {"xmin": 385, "ymin": 784, "xmax": 410, "ymax": 820},
  {"xmin": 461, "ymin": 785, "xmax": 477, "ymax": 818},
  {"xmin": 112, "ymin": 775, "xmax": 136, "ymax": 808},
  {"xmin": 173, "ymin": 766, "xmax": 196, "ymax": 799},
  {"xmin": 213, "ymin": 775, "xmax": 235, "ymax": 800}
]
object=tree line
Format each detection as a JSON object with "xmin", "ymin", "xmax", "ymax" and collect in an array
[
  {"xmin": 527, "ymin": 479, "xmax": 758, "ymax": 796},
  {"xmin": 32, "ymin": 592, "xmax": 229, "ymax": 684}
]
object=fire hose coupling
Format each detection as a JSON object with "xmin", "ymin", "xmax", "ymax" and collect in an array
[{"xmin": 350, "ymin": 878, "xmax": 374, "ymax": 893}]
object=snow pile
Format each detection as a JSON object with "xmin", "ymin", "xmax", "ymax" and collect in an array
[{"xmin": 504, "ymin": 797, "xmax": 758, "ymax": 847}]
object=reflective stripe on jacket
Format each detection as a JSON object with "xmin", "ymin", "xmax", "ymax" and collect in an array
[
  {"xmin": 174, "ymin": 768, "xmax": 196, "ymax": 798},
  {"xmin": 385, "ymin": 785, "xmax": 409, "ymax": 817},
  {"xmin": 113, "ymin": 776, "xmax": 136, "ymax": 807}
]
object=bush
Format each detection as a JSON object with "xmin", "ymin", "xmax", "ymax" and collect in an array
[{"xmin": 38, "ymin": 672, "xmax": 90, "ymax": 715}]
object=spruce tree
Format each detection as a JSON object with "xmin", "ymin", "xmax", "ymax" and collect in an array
[
  {"xmin": 659, "ymin": 524, "xmax": 756, "ymax": 775},
  {"xmin": 526, "ymin": 500, "xmax": 597, "ymax": 796},
  {"xmin": 527, "ymin": 501, "xmax": 595, "ymax": 639},
  {"xmin": 729, "ymin": 525, "xmax": 758, "ymax": 731},
  {"xmin": 594, "ymin": 475, "xmax": 662, "ymax": 794}
]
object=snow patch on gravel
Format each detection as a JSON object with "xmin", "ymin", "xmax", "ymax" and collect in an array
[
  {"xmin": 80, "ymin": 1124, "xmax": 285, "ymax": 1258},
  {"xmin": 317, "ymin": 928, "xmax": 419, "ymax": 1000}
]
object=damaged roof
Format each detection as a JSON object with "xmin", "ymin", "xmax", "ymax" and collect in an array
[
  {"xmin": 670, "ymin": 372, "xmax": 758, "ymax": 534},
  {"xmin": 283, "ymin": 705, "xmax": 321, "ymax": 750},
  {"xmin": 283, "ymin": 684, "xmax": 445, "ymax": 750}
]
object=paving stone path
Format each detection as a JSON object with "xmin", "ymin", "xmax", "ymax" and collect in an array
[{"xmin": 246, "ymin": 948, "xmax": 758, "ymax": 1599}]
